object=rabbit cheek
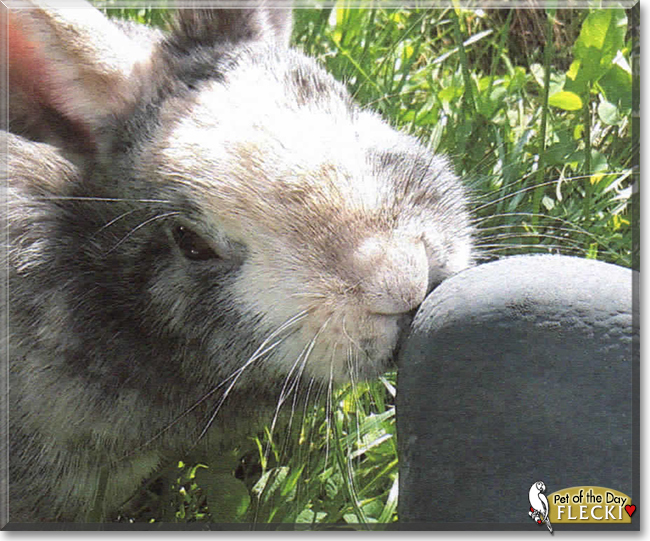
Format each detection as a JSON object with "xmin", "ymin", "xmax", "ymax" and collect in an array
[
  {"xmin": 231, "ymin": 256, "xmax": 410, "ymax": 385},
  {"xmin": 301, "ymin": 312, "xmax": 404, "ymax": 384}
]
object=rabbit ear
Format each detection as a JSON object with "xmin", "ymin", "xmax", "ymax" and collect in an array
[
  {"xmin": 169, "ymin": 1, "xmax": 293, "ymax": 50},
  {"xmin": 7, "ymin": 0, "xmax": 155, "ymax": 153}
]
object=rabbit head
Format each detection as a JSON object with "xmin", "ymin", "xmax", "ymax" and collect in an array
[{"xmin": 6, "ymin": 0, "xmax": 474, "ymax": 521}]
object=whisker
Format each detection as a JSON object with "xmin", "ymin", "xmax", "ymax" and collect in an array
[
  {"xmin": 472, "ymin": 170, "xmax": 630, "ymax": 212},
  {"xmin": 197, "ymin": 310, "xmax": 311, "ymax": 441},
  {"xmin": 477, "ymin": 232, "xmax": 589, "ymax": 246},
  {"xmin": 340, "ymin": 314, "xmax": 363, "ymax": 356},
  {"xmin": 289, "ymin": 292, "xmax": 328, "ymax": 300},
  {"xmin": 105, "ymin": 211, "xmax": 180, "ymax": 255},
  {"xmin": 473, "ymin": 181, "xmax": 559, "ymax": 213},
  {"xmin": 273, "ymin": 318, "xmax": 331, "ymax": 424},
  {"xmin": 297, "ymin": 376, "xmax": 318, "ymax": 486},
  {"xmin": 34, "ymin": 196, "xmax": 174, "ymax": 204},
  {"xmin": 477, "ymin": 244, "xmax": 588, "ymax": 255},
  {"xmin": 324, "ymin": 358, "xmax": 335, "ymax": 470},
  {"xmin": 340, "ymin": 314, "xmax": 362, "ymax": 397},
  {"xmin": 477, "ymin": 223, "xmax": 589, "ymax": 235},
  {"xmin": 474, "ymin": 211, "xmax": 615, "ymax": 229},
  {"xmin": 264, "ymin": 319, "xmax": 329, "ymax": 464},
  {"xmin": 474, "ymin": 212, "xmax": 627, "ymax": 255},
  {"xmin": 123, "ymin": 311, "xmax": 309, "ymax": 458},
  {"xmin": 94, "ymin": 208, "xmax": 143, "ymax": 235},
  {"xmin": 282, "ymin": 370, "xmax": 307, "ymax": 457},
  {"xmin": 215, "ymin": 314, "xmax": 307, "ymax": 392},
  {"xmin": 346, "ymin": 342, "xmax": 363, "ymax": 455}
]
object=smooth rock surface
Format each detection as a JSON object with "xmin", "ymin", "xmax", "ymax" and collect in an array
[{"xmin": 397, "ymin": 255, "xmax": 638, "ymax": 526}]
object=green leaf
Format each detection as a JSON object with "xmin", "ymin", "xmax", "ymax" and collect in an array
[
  {"xmin": 542, "ymin": 195, "xmax": 555, "ymax": 211},
  {"xmin": 507, "ymin": 67, "xmax": 528, "ymax": 92},
  {"xmin": 575, "ymin": 9, "xmax": 627, "ymax": 55},
  {"xmin": 587, "ymin": 242, "xmax": 599, "ymax": 259},
  {"xmin": 599, "ymin": 62, "xmax": 633, "ymax": 110},
  {"xmin": 252, "ymin": 467, "xmax": 290, "ymax": 503},
  {"xmin": 377, "ymin": 476, "xmax": 400, "ymax": 523},
  {"xmin": 280, "ymin": 464, "xmax": 305, "ymax": 497},
  {"xmin": 438, "ymin": 86, "xmax": 461, "ymax": 102},
  {"xmin": 598, "ymin": 100, "xmax": 621, "ymax": 125},
  {"xmin": 548, "ymin": 91, "xmax": 583, "ymax": 111},
  {"xmin": 296, "ymin": 509, "xmax": 328, "ymax": 524},
  {"xmin": 343, "ymin": 513, "xmax": 360, "ymax": 523},
  {"xmin": 530, "ymin": 63, "xmax": 565, "ymax": 94},
  {"xmin": 566, "ymin": 59, "xmax": 581, "ymax": 82},
  {"xmin": 612, "ymin": 49, "xmax": 632, "ymax": 75},
  {"xmin": 476, "ymin": 85, "xmax": 506, "ymax": 119},
  {"xmin": 566, "ymin": 46, "xmax": 603, "ymax": 91},
  {"xmin": 573, "ymin": 124, "xmax": 585, "ymax": 140},
  {"xmin": 590, "ymin": 149, "xmax": 609, "ymax": 173},
  {"xmin": 570, "ymin": 9, "xmax": 628, "ymax": 87},
  {"xmin": 324, "ymin": 474, "xmax": 342, "ymax": 499},
  {"xmin": 361, "ymin": 499, "xmax": 384, "ymax": 519},
  {"xmin": 194, "ymin": 470, "xmax": 251, "ymax": 522},
  {"xmin": 530, "ymin": 63, "xmax": 545, "ymax": 88}
]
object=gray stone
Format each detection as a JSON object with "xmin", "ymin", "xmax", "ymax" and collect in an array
[{"xmin": 397, "ymin": 254, "xmax": 638, "ymax": 526}]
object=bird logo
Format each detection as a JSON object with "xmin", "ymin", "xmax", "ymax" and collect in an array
[{"xmin": 529, "ymin": 480, "xmax": 553, "ymax": 533}]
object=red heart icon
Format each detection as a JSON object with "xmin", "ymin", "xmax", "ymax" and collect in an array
[{"xmin": 625, "ymin": 504, "xmax": 636, "ymax": 517}]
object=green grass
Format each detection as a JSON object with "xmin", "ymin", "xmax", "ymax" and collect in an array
[
  {"xmin": 293, "ymin": 6, "xmax": 636, "ymax": 269},
  {"xmin": 105, "ymin": 4, "xmax": 637, "ymax": 527}
]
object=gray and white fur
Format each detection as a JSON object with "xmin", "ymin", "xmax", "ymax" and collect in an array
[{"xmin": 4, "ymin": 0, "xmax": 474, "ymax": 521}]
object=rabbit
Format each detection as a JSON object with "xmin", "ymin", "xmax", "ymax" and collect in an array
[{"xmin": 4, "ymin": 0, "xmax": 474, "ymax": 522}]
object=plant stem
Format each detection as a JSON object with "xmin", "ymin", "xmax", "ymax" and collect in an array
[
  {"xmin": 583, "ymin": 99, "xmax": 593, "ymax": 215},
  {"xmin": 532, "ymin": 8, "xmax": 555, "ymax": 226},
  {"xmin": 451, "ymin": 8, "xmax": 474, "ymax": 163},
  {"xmin": 451, "ymin": 8, "xmax": 475, "ymax": 112}
]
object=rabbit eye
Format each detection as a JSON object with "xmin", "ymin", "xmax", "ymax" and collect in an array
[{"xmin": 173, "ymin": 225, "xmax": 219, "ymax": 261}]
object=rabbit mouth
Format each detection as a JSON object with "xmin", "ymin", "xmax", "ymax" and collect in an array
[{"xmin": 276, "ymin": 309, "xmax": 411, "ymax": 386}]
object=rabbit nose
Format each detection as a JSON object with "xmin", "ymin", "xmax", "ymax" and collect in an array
[{"xmin": 354, "ymin": 235, "xmax": 429, "ymax": 315}]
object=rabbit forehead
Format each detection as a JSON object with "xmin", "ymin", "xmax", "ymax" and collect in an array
[{"xmin": 154, "ymin": 75, "xmax": 403, "ymax": 239}]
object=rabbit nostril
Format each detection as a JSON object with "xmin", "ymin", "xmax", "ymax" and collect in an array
[
  {"xmin": 173, "ymin": 225, "xmax": 219, "ymax": 261},
  {"xmin": 355, "ymin": 236, "xmax": 429, "ymax": 315}
]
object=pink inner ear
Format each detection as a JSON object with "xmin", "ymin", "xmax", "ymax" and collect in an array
[
  {"xmin": 8, "ymin": 19, "xmax": 50, "ymax": 107},
  {"xmin": 8, "ymin": 14, "xmax": 99, "ymax": 153}
]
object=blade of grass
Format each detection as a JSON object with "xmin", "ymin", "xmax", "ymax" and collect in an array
[{"xmin": 532, "ymin": 8, "xmax": 556, "ymax": 227}]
